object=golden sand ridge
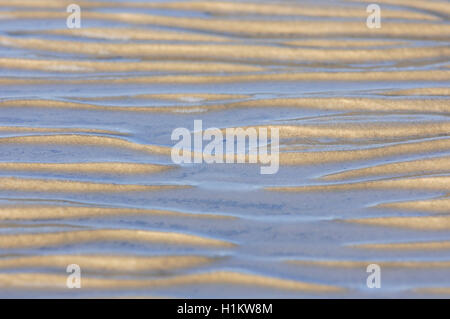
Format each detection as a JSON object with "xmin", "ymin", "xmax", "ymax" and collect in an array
[
  {"xmin": 0, "ymin": 205, "xmax": 234, "ymax": 220},
  {"xmin": 78, "ymin": 93, "xmax": 249, "ymax": 102},
  {"xmin": 0, "ymin": 58, "xmax": 263, "ymax": 73},
  {"xmin": 376, "ymin": 197, "xmax": 450, "ymax": 213},
  {"xmin": 233, "ymin": 122, "xmax": 450, "ymax": 140},
  {"xmin": 2, "ymin": 97, "xmax": 449, "ymax": 114},
  {"xmin": 0, "ymin": 0, "xmax": 438, "ymax": 21},
  {"xmin": 1, "ymin": 70, "xmax": 449, "ymax": 86},
  {"xmin": 414, "ymin": 287, "xmax": 450, "ymax": 295},
  {"xmin": 0, "ymin": 255, "xmax": 216, "ymax": 272},
  {"xmin": 344, "ymin": 216, "xmax": 450, "ymax": 230},
  {"xmin": 267, "ymin": 176, "xmax": 450, "ymax": 192},
  {"xmin": 0, "ymin": 229, "xmax": 234, "ymax": 249},
  {"xmin": 0, "ymin": 271, "xmax": 344, "ymax": 293},
  {"xmin": 0, "ymin": 162, "xmax": 174, "ymax": 175},
  {"xmin": 0, "ymin": 99, "xmax": 220, "ymax": 114},
  {"xmin": 349, "ymin": 0, "xmax": 450, "ymax": 17},
  {"xmin": 287, "ymin": 259, "xmax": 450, "ymax": 269},
  {"xmin": 224, "ymin": 98, "xmax": 450, "ymax": 113},
  {"xmin": 353, "ymin": 241, "xmax": 450, "ymax": 251},
  {"xmin": 0, "ymin": 126, "xmax": 125, "ymax": 135},
  {"xmin": 1, "ymin": 12, "xmax": 448, "ymax": 39},
  {"xmin": 1, "ymin": 35, "xmax": 448, "ymax": 63},
  {"xmin": 40, "ymin": 27, "xmax": 233, "ymax": 42},
  {"xmin": 0, "ymin": 177, "xmax": 189, "ymax": 193},
  {"xmin": 381, "ymin": 87, "xmax": 450, "ymax": 96},
  {"xmin": 285, "ymin": 39, "xmax": 405, "ymax": 48},
  {"xmin": 321, "ymin": 157, "xmax": 450, "ymax": 180},
  {"xmin": 140, "ymin": 1, "xmax": 438, "ymax": 20},
  {"xmin": 278, "ymin": 139, "xmax": 450, "ymax": 165},
  {"xmin": 0, "ymin": 224, "xmax": 88, "ymax": 230},
  {"xmin": 0, "ymin": 134, "xmax": 171, "ymax": 155}
]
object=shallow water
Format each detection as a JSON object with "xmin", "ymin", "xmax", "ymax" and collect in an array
[{"xmin": 0, "ymin": 0, "xmax": 449, "ymax": 298}]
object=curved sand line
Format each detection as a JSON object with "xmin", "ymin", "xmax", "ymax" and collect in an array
[
  {"xmin": 414, "ymin": 287, "xmax": 450, "ymax": 295},
  {"xmin": 287, "ymin": 259, "xmax": 450, "ymax": 268},
  {"xmin": 239, "ymin": 122, "xmax": 450, "ymax": 140},
  {"xmin": 349, "ymin": 0, "xmax": 450, "ymax": 17},
  {"xmin": 0, "ymin": 162, "xmax": 174, "ymax": 175},
  {"xmin": 1, "ymin": 35, "xmax": 448, "ymax": 63},
  {"xmin": 3, "ymin": 0, "xmax": 434, "ymax": 20},
  {"xmin": 0, "ymin": 126, "xmax": 125, "ymax": 135},
  {"xmin": 0, "ymin": 205, "xmax": 234, "ymax": 220},
  {"xmin": 278, "ymin": 139, "xmax": 450, "ymax": 165},
  {"xmin": 376, "ymin": 197, "xmax": 450, "ymax": 213},
  {"xmin": 0, "ymin": 0, "xmax": 438, "ymax": 21},
  {"xmin": 0, "ymin": 223, "xmax": 85, "ymax": 229},
  {"xmin": 0, "ymin": 99, "xmax": 213, "ymax": 114},
  {"xmin": 382, "ymin": 87, "xmax": 450, "ymax": 96},
  {"xmin": 285, "ymin": 39, "xmax": 405, "ymax": 48},
  {"xmin": 321, "ymin": 157, "xmax": 450, "ymax": 180},
  {"xmin": 0, "ymin": 255, "xmax": 216, "ymax": 272},
  {"xmin": 0, "ymin": 58, "xmax": 263, "ymax": 73},
  {"xmin": 226, "ymin": 98, "xmax": 450, "ymax": 114},
  {"xmin": 1, "ymin": 12, "xmax": 447, "ymax": 39},
  {"xmin": 345, "ymin": 216, "xmax": 450, "ymax": 230},
  {"xmin": 40, "ymin": 27, "xmax": 233, "ymax": 42},
  {"xmin": 0, "ymin": 134, "xmax": 171, "ymax": 155},
  {"xmin": 78, "ymin": 93, "xmax": 249, "ymax": 102},
  {"xmin": 143, "ymin": 1, "xmax": 437, "ymax": 20},
  {"xmin": 0, "ymin": 177, "xmax": 189, "ymax": 193},
  {"xmin": 1, "ymin": 71, "xmax": 448, "ymax": 86},
  {"xmin": 353, "ymin": 241, "xmax": 450, "ymax": 251},
  {"xmin": 2, "ymin": 97, "xmax": 449, "ymax": 114},
  {"xmin": 0, "ymin": 271, "xmax": 343, "ymax": 293},
  {"xmin": 267, "ymin": 176, "xmax": 450, "ymax": 192},
  {"xmin": 0, "ymin": 229, "xmax": 233, "ymax": 249}
]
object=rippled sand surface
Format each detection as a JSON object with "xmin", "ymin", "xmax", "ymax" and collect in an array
[{"xmin": 0, "ymin": 0, "xmax": 449, "ymax": 298}]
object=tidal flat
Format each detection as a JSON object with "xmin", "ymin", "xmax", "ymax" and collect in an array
[{"xmin": 0, "ymin": 0, "xmax": 449, "ymax": 298}]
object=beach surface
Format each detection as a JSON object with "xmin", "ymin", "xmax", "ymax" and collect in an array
[{"xmin": 0, "ymin": 0, "xmax": 449, "ymax": 298}]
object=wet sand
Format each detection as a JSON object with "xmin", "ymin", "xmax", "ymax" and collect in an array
[{"xmin": 0, "ymin": 0, "xmax": 449, "ymax": 298}]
